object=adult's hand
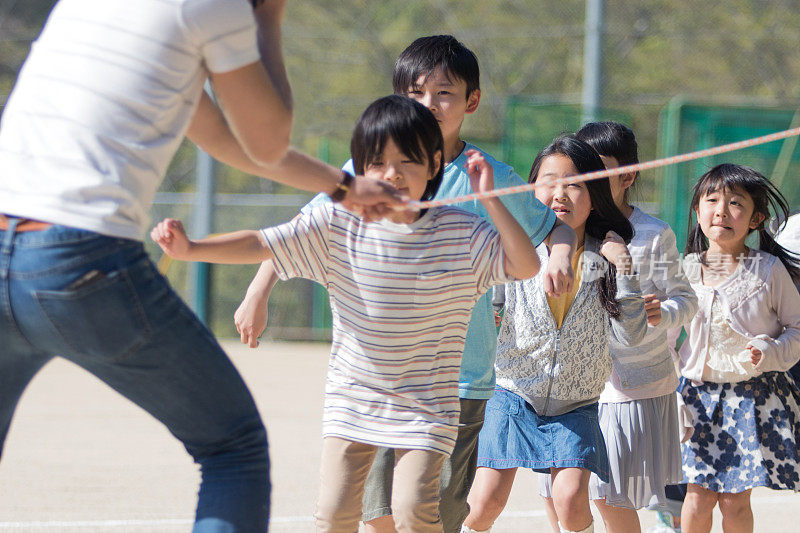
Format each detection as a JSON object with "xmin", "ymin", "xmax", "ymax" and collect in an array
[{"xmin": 340, "ymin": 176, "xmax": 408, "ymax": 222}]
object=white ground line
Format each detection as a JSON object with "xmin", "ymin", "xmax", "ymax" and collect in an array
[
  {"xmin": 0, "ymin": 516, "xmax": 314, "ymax": 529},
  {"xmin": 0, "ymin": 519, "xmax": 193, "ymax": 529},
  {"xmin": 0, "ymin": 494, "xmax": 795, "ymax": 529}
]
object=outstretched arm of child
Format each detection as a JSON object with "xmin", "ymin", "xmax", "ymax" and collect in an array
[
  {"xmin": 465, "ymin": 150, "xmax": 540, "ymax": 280},
  {"xmin": 644, "ymin": 226, "xmax": 698, "ymax": 331},
  {"xmin": 151, "ymin": 218, "xmax": 273, "ymax": 265},
  {"xmin": 234, "ymin": 260, "xmax": 281, "ymax": 347},
  {"xmin": 542, "ymin": 218, "xmax": 576, "ymax": 297}
]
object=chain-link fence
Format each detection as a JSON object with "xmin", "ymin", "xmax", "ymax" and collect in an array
[{"xmin": 3, "ymin": 1, "xmax": 800, "ymax": 339}]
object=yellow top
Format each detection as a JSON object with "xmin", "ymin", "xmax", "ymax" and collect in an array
[{"xmin": 546, "ymin": 245, "xmax": 584, "ymax": 329}]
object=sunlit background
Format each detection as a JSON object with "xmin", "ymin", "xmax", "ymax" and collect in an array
[{"xmin": 2, "ymin": 0, "xmax": 799, "ymax": 339}]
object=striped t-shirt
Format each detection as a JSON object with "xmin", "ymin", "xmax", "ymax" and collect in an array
[{"xmin": 261, "ymin": 203, "xmax": 511, "ymax": 455}]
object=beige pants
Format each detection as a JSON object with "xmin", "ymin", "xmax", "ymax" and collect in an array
[{"xmin": 315, "ymin": 437, "xmax": 445, "ymax": 533}]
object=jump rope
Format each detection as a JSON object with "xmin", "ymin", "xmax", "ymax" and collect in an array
[
  {"xmin": 158, "ymin": 126, "xmax": 800, "ymax": 274},
  {"xmin": 407, "ymin": 126, "xmax": 800, "ymax": 211}
]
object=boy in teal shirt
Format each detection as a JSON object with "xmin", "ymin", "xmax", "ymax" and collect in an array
[{"xmin": 235, "ymin": 35, "xmax": 575, "ymax": 532}]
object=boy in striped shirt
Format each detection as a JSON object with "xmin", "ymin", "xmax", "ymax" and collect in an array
[
  {"xmin": 152, "ymin": 95, "xmax": 543, "ymax": 532},
  {"xmin": 235, "ymin": 35, "xmax": 576, "ymax": 532}
]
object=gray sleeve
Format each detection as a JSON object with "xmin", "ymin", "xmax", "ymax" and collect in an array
[
  {"xmin": 650, "ymin": 226, "xmax": 698, "ymax": 332},
  {"xmin": 492, "ymin": 285, "xmax": 506, "ymax": 313},
  {"xmin": 609, "ymin": 273, "xmax": 648, "ymax": 347}
]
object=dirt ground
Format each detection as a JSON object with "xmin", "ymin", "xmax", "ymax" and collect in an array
[{"xmin": 1, "ymin": 340, "xmax": 797, "ymax": 532}]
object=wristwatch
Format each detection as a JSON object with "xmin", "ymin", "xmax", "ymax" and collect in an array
[{"xmin": 329, "ymin": 170, "xmax": 354, "ymax": 203}]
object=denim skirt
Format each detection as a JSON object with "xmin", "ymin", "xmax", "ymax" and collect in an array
[{"xmin": 476, "ymin": 387, "xmax": 609, "ymax": 482}]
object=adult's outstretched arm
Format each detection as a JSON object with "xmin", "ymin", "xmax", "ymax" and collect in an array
[
  {"xmin": 205, "ymin": 0, "xmax": 293, "ymax": 166},
  {"xmin": 187, "ymin": 92, "xmax": 405, "ymax": 219}
]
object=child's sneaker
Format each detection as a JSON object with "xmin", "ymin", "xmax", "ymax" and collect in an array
[{"xmin": 646, "ymin": 511, "xmax": 680, "ymax": 533}]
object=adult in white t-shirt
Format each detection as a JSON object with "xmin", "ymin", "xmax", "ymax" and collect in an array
[{"xmin": 0, "ymin": 1, "xmax": 400, "ymax": 531}]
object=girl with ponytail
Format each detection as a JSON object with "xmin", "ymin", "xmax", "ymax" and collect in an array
[
  {"xmin": 685, "ymin": 163, "xmax": 800, "ymax": 280},
  {"xmin": 678, "ymin": 163, "xmax": 800, "ymax": 532}
]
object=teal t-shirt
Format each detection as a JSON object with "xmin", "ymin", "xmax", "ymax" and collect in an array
[{"xmin": 301, "ymin": 142, "xmax": 556, "ymax": 399}]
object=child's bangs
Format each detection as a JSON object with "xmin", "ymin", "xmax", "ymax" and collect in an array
[
  {"xmin": 362, "ymin": 132, "xmax": 387, "ymax": 169},
  {"xmin": 385, "ymin": 124, "xmax": 428, "ymax": 167},
  {"xmin": 359, "ymin": 123, "xmax": 426, "ymax": 169},
  {"xmin": 361, "ymin": 132, "xmax": 429, "ymax": 175},
  {"xmin": 696, "ymin": 170, "xmax": 749, "ymax": 198},
  {"xmin": 397, "ymin": 62, "xmax": 456, "ymax": 94}
]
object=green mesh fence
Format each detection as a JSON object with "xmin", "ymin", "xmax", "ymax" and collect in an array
[
  {"xmin": 657, "ymin": 98, "xmax": 800, "ymax": 252},
  {"xmin": 500, "ymin": 97, "xmax": 633, "ymax": 177}
]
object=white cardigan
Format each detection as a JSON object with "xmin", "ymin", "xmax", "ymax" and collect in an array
[
  {"xmin": 495, "ymin": 238, "xmax": 648, "ymax": 416},
  {"xmin": 678, "ymin": 250, "xmax": 800, "ymax": 384}
]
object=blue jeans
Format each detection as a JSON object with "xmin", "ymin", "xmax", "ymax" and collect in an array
[{"xmin": 0, "ymin": 221, "xmax": 269, "ymax": 532}]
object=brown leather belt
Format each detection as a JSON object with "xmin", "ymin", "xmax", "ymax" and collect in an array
[{"xmin": 0, "ymin": 214, "xmax": 52, "ymax": 232}]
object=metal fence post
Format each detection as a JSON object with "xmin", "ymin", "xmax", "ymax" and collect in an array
[
  {"xmin": 581, "ymin": 0, "xmax": 604, "ymax": 125},
  {"xmin": 189, "ymin": 88, "xmax": 216, "ymax": 325}
]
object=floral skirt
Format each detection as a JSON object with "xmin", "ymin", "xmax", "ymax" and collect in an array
[{"xmin": 680, "ymin": 372, "xmax": 800, "ymax": 493}]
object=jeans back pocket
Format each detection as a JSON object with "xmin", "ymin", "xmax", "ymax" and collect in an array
[{"xmin": 35, "ymin": 268, "xmax": 151, "ymax": 361}]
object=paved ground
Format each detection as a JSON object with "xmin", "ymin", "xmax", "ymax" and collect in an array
[{"xmin": 1, "ymin": 340, "xmax": 798, "ymax": 532}]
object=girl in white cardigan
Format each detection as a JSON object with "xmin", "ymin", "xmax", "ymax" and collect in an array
[{"xmin": 679, "ymin": 164, "xmax": 800, "ymax": 533}]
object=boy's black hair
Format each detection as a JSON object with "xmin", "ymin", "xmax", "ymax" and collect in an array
[
  {"xmin": 576, "ymin": 121, "xmax": 640, "ymax": 201},
  {"xmin": 529, "ymin": 134, "xmax": 634, "ymax": 318},
  {"xmin": 392, "ymin": 35, "xmax": 480, "ymax": 98},
  {"xmin": 351, "ymin": 95, "xmax": 444, "ymax": 202},
  {"xmin": 686, "ymin": 163, "xmax": 800, "ymax": 280}
]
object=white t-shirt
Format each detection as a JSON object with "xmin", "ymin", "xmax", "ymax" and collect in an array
[
  {"xmin": 261, "ymin": 203, "xmax": 511, "ymax": 455},
  {"xmin": 0, "ymin": 0, "xmax": 259, "ymax": 240},
  {"xmin": 775, "ymin": 213, "xmax": 800, "ymax": 256}
]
